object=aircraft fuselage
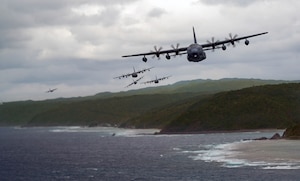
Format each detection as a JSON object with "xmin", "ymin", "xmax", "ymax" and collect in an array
[
  {"xmin": 187, "ymin": 43, "xmax": 206, "ymax": 62},
  {"xmin": 132, "ymin": 73, "xmax": 138, "ymax": 78}
]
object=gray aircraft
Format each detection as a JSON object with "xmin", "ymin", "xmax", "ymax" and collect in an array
[
  {"xmin": 114, "ymin": 67, "xmax": 153, "ymax": 79},
  {"xmin": 46, "ymin": 88, "xmax": 57, "ymax": 93},
  {"xmin": 141, "ymin": 75, "xmax": 171, "ymax": 84},
  {"xmin": 122, "ymin": 27, "xmax": 268, "ymax": 62},
  {"xmin": 125, "ymin": 76, "xmax": 144, "ymax": 88}
]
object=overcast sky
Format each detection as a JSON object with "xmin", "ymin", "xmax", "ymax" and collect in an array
[{"xmin": 0, "ymin": 0, "xmax": 299, "ymax": 102}]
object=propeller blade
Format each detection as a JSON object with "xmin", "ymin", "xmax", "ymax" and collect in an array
[
  {"xmin": 226, "ymin": 33, "xmax": 239, "ymax": 47},
  {"xmin": 150, "ymin": 46, "xmax": 163, "ymax": 59},
  {"xmin": 207, "ymin": 37, "xmax": 220, "ymax": 51},
  {"xmin": 171, "ymin": 43, "xmax": 180, "ymax": 56}
]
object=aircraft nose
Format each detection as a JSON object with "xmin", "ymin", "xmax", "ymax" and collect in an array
[{"xmin": 191, "ymin": 49, "xmax": 198, "ymax": 58}]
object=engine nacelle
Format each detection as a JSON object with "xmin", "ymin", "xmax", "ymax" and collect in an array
[
  {"xmin": 245, "ymin": 39, "xmax": 249, "ymax": 46},
  {"xmin": 142, "ymin": 57, "xmax": 147, "ymax": 62},
  {"xmin": 222, "ymin": 44, "xmax": 226, "ymax": 51},
  {"xmin": 166, "ymin": 54, "xmax": 171, "ymax": 60}
]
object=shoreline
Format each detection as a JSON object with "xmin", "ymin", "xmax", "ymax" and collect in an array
[
  {"xmin": 192, "ymin": 136, "xmax": 300, "ymax": 170},
  {"xmin": 6, "ymin": 126, "xmax": 285, "ymax": 136},
  {"xmin": 231, "ymin": 139, "xmax": 300, "ymax": 169},
  {"xmin": 157, "ymin": 129, "xmax": 284, "ymax": 135}
]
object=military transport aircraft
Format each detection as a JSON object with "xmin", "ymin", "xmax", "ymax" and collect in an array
[
  {"xmin": 114, "ymin": 67, "xmax": 154, "ymax": 79},
  {"xmin": 141, "ymin": 76, "xmax": 171, "ymax": 84},
  {"xmin": 122, "ymin": 27, "xmax": 268, "ymax": 62},
  {"xmin": 46, "ymin": 88, "xmax": 57, "ymax": 93},
  {"xmin": 125, "ymin": 76, "xmax": 144, "ymax": 88}
]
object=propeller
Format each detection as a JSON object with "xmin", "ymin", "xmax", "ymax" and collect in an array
[
  {"xmin": 225, "ymin": 33, "xmax": 239, "ymax": 47},
  {"xmin": 171, "ymin": 43, "xmax": 180, "ymax": 55},
  {"xmin": 206, "ymin": 37, "xmax": 220, "ymax": 51},
  {"xmin": 150, "ymin": 46, "xmax": 162, "ymax": 59}
]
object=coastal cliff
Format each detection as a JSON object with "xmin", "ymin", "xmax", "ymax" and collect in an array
[
  {"xmin": 159, "ymin": 83, "xmax": 300, "ymax": 133},
  {"xmin": 1, "ymin": 80, "xmax": 300, "ymax": 133}
]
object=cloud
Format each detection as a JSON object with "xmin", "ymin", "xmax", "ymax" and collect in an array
[
  {"xmin": 199, "ymin": 0, "xmax": 262, "ymax": 7},
  {"xmin": 0, "ymin": 0, "xmax": 300, "ymax": 102},
  {"xmin": 147, "ymin": 7, "xmax": 167, "ymax": 18}
]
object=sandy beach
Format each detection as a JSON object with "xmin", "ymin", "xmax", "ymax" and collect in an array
[{"xmin": 226, "ymin": 139, "xmax": 300, "ymax": 169}]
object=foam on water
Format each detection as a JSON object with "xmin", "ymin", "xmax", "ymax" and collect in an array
[
  {"xmin": 186, "ymin": 140, "xmax": 300, "ymax": 169},
  {"xmin": 49, "ymin": 126, "xmax": 160, "ymax": 137},
  {"xmin": 2, "ymin": 127, "xmax": 300, "ymax": 180}
]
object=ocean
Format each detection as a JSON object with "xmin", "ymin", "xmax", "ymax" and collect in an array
[{"xmin": 0, "ymin": 127, "xmax": 300, "ymax": 181}]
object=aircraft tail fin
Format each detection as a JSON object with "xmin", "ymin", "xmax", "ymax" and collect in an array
[{"xmin": 193, "ymin": 27, "xmax": 197, "ymax": 44}]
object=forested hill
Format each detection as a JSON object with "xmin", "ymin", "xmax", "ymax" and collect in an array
[
  {"xmin": 159, "ymin": 83, "xmax": 300, "ymax": 133},
  {"xmin": 0, "ymin": 78, "xmax": 298, "ymax": 128},
  {"xmin": 93, "ymin": 78, "xmax": 290, "ymax": 98}
]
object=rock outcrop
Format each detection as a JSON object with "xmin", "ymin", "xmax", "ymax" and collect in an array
[
  {"xmin": 252, "ymin": 133, "xmax": 282, "ymax": 141},
  {"xmin": 283, "ymin": 124, "xmax": 300, "ymax": 139},
  {"xmin": 270, "ymin": 133, "xmax": 282, "ymax": 140}
]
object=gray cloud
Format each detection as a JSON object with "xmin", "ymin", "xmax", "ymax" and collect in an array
[
  {"xmin": 0, "ymin": 0, "xmax": 299, "ymax": 102},
  {"xmin": 199, "ymin": 0, "xmax": 262, "ymax": 7},
  {"xmin": 147, "ymin": 7, "xmax": 167, "ymax": 18}
]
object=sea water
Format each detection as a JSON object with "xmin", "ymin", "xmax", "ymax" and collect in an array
[{"xmin": 0, "ymin": 127, "xmax": 300, "ymax": 181}]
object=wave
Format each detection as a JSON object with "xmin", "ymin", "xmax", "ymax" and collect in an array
[
  {"xmin": 49, "ymin": 126, "xmax": 160, "ymax": 137},
  {"xmin": 184, "ymin": 140, "xmax": 300, "ymax": 170}
]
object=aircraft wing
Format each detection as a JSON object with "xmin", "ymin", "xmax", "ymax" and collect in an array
[
  {"xmin": 135, "ymin": 76, "xmax": 144, "ymax": 82},
  {"xmin": 201, "ymin": 32, "xmax": 268, "ymax": 50},
  {"xmin": 135, "ymin": 67, "xmax": 154, "ymax": 74},
  {"xmin": 125, "ymin": 82, "xmax": 135, "ymax": 88},
  {"xmin": 158, "ymin": 75, "xmax": 171, "ymax": 81},
  {"xmin": 122, "ymin": 31, "xmax": 268, "ymax": 58},
  {"xmin": 125, "ymin": 76, "xmax": 144, "ymax": 88},
  {"xmin": 141, "ymin": 80, "xmax": 155, "ymax": 84},
  {"xmin": 122, "ymin": 47, "xmax": 188, "ymax": 58},
  {"xmin": 114, "ymin": 73, "xmax": 133, "ymax": 79}
]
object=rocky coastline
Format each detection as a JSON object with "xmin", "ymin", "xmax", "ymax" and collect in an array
[
  {"xmin": 282, "ymin": 124, "xmax": 300, "ymax": 139},
  {"xmin": 251, "ymin": 124, "xmax": 300, "ymax": 140}
]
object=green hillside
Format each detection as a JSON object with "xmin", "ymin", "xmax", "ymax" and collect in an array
[
  {"xmin": 27, "ymin": 93, "xmax": 197, "ymax": 126},
  {"xmin": 0, "ymin": 78, "xmax": 298, "ymax": 128},
  {"xmin": 0, "ymin": 100, "xmax": 67, "ymax": 126},
  {"xmin": 160, "ymin": 83, "xmax": 300, "ymax": 133},
  {"xmin": 120, "ymin": 94, "xmax": 211, "ymax": 128},
  {"xmin": 94, "ymin": 78, "xmax": 290, "ymax": 98}
]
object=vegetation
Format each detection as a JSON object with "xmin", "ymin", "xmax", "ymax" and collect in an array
[
  {"xmin": 283, "ymin": 124, "xmax": 300, "ymax": 139},
  {"xmin": 27, "ymin": 93, "xmax": 197, "ymax": 126},
  {"xmin": 160, "ymin": 83, "xmax": 300, "ymax": 133},
  {"xmin": 1, "ymin": 78, "xmax": 299, "ymax": 133}
]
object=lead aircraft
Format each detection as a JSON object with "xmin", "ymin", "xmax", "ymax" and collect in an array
[{"xmin": 122, "ymin": 27, "xmax": 268, "ymax": 62}]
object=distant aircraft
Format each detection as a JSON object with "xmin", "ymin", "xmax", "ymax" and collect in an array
[
  {"xmin": 122, "ymin": 27, "xmax": 268, "ymax": 62},
  {"xmin": 125, "ymin": 76, "xmax": 144, "ymax": 88},
  {"xmin": 114, "ymin": 67, "xmax": 153, "ymax": 79},
  {"xmin": 142, "ymin": 76, "xmax": 171, "ymax": 84},
  {"xmin": 46, "ymin": 88, "xmax": 57, "ymax": 93}
]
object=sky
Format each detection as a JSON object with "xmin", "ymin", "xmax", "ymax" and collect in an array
[{"xmin": 0, "ymin": 0, "xmax": 299, "ymax": 102}]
